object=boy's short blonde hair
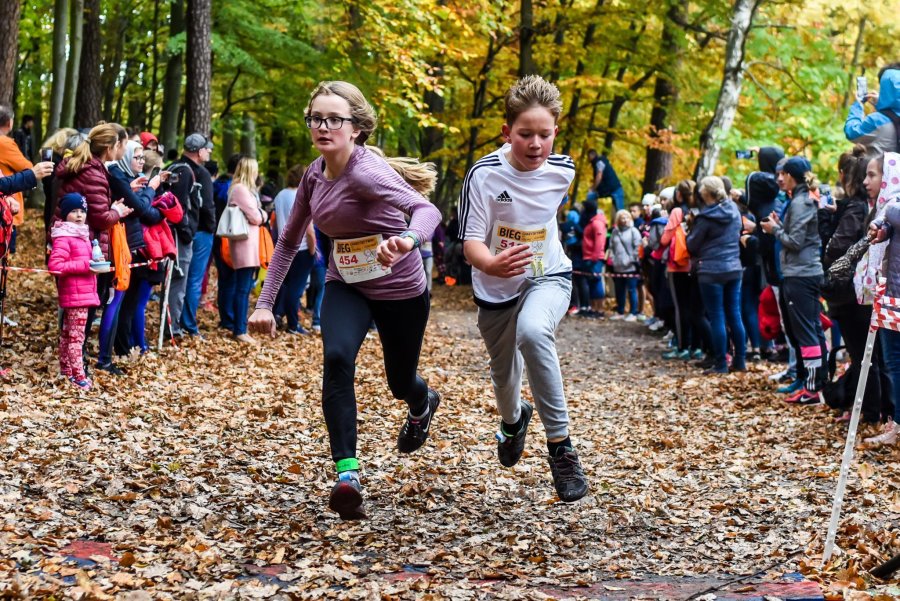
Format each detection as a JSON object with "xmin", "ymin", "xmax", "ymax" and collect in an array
[{"xmin": 504, "ymin": 75, "xmax": 563, "ymax": 126}]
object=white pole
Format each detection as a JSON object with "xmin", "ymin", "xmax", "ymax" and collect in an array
[
  {"xmin": 822, "ymin": 325, "xmax": 878, "ymax": 564},
  {"xmin": 158, "ymin": 259, "xmax": 174, "ymax": 351}
]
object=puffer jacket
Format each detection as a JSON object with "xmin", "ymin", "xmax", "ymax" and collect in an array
[
  {"xmin": 107, "ymin": 164, "xmax": 164, "ymax": 253},
  {"xmin": 142, "ymin": 192, "xmax": 183, "ymax": 261},
  {"xmin": 823, "ymin": 194, "xmax": 869, "ymax": 306},
  {"xmin": 686, "ymin": 199, "xmax": 743, "ymax": 281},
  {"xmin": 609, "ymin": 224, "xmax": 641, "ymax": 273},
  {"xmin": 844, "ymin": 69, "xmax": 900, "ymax": 160},
  {"xmin": 878, "ymin": 200, "xmax": 900, "ymax": 298},
  {"xmin": 48, "ymin": 221, "xmax": 100, "ymax": 309},
  {"xmin": 55, "ymin": 157, "xmax": 120, "ymax": 260},
  {"xmin": 772, "ymin": 184, "xmax": 823, "ymax": 278}
]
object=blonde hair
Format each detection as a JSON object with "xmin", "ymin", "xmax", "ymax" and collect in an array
[
  {"xmin": 67, "ymin": 123, "xmax": 123, "ymax": 173},
  {"xmin": 505, "ymin": 75, "xmax": 563, "ymax": 125},
  {"xmin": 142, "ymin": 149, "xmax": 163, "ymax": 175},
  {"xmin": 615, "ymin": 209, "xmax": 632, "ymax": 225},
  {"xmin": 231, "ymin": 157, "xmax": 259, "ymax": 194},
  {"xmin": 698, "ymin": 176, "xmax": 727, "ymax": 203},
  {"xmin": 42, "ymin": 127, "xmax": 77, "ymax": 155},
  {"xmin": 366, "ymin": 146, "xmax": 437, "ymax": 197},
  {"xmin": 306, "ymin": 81, "xmax": 377, "ymax": 146}
]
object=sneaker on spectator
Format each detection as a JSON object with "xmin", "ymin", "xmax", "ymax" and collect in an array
[
  {"xmin": 624, "ymin": 314, "xmax": 638, "ymax": 323},
  {"xmin": 2, "ymin": 315, "xmax": 17, "ymax": 327},
  {"xmin": 649, "ymin": 321, "xmax": 665, "ymax": 332},
  {"xmin": 566, "ymin": 306, "xmax": 580, "ymax": 316},
  {"xmin": 662, "ymin": 330, "xmax": 675, "ymax": 342},
  {"xmin": 636, "ymin": 314, "xmax": 648, "ymax": 323},
  {"xmin": 69, "ymin": 376, "xmax": 92, "ymax": 390},
  {"xmin": 864, "ymin": 421, "xmax": 899, "ymax": 446},
  {"xmin": 768, "ymin": 368, "xmax": 790, "ymax": 382},
  {"xmin": 777, "ymin": 379, "xmax": 803, "ymax": 394},
  {"xmin": 610, "ymin": 313, "xmax": 625, "ymax": 321},
  {"xmin": 663, "ymin": 349, "xmax": 690, "ymax": 360},
  {"xmin": 691, "ymin": 349, "xmax": 705, "ymax": 361},
  {"xmin": 784, "ymin": 388, "xmax": 822, "ymax": 405}
]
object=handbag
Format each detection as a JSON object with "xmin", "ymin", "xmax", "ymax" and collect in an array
[
  {"xmin": 216, "ymin": 204, "xmax": 250, "ymax": 240},
  {"xmin": 828, "ymin": 237, "xmax": 870, "ymax": 285}
]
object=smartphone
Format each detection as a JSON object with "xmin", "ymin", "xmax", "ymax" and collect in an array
[
  {"xmin": 857, "ymin": 76, "xmax": 868, "ymax": 102},
  {"xmin": 40, "ymin": 148, "xmax": 53, "ymax": 161},
  {"xmin": 150, "ymin": 166, "xmax": 161, "ymax": 179},
  {"xmin": 735, "ymin": 150, "xmax": 755, "ymax": 159}
]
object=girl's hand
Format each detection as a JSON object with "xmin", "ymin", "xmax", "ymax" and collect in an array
[
  {"xmin": 148, "ymin": 175, "xmax": 162, "ymax": 190},
  {"xmin": 159, "ymin": 170, "xmax": 171, "ymax": 183},
  {"xmin": 248, "ymin": 308, "xmax": 277, "ymax": 338},
  {"xmin": 111, "ymin": 199, "xmax": 133, "ymax": 218},
  {"xmin": 376, "ymin": 235, "xmax": 415, "ymax": 267},
  {"xmin": 130, "ymin": 176, "xmax": 148, "ymax": 191},
  {"xmin": 484, "ymin": 244, "xmax": 533, "ymax": 278}
]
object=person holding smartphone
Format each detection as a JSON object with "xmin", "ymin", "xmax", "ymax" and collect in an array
[{"xmin": 844, "ymin": 64, "xmax": 900, "ymax": 160}]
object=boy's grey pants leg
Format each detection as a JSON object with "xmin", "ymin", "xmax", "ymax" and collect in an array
[{"xmin": 476, "ymin": 276, "xmax": 572, "ymax": 440}]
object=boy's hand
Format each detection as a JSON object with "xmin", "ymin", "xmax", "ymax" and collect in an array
[
  {"xmin": 869, "ymin": 222, "xmax": 887, "ymax": 243},
  {"xmin": 248, "ymin": 308, "xmax": 277, "ymax": 338},
  {"xmin": 484, "ymin": 244, "xmax": 533, "ymax": 278}
]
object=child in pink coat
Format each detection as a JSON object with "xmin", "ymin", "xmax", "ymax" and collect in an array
[{"xmin": 49, "ymin": 193, "xmax": 102, "ymax": 390}]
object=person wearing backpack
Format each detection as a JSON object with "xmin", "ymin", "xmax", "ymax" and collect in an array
[
  {"xmin": 165, "ymin": 133, "xmax": 214, "ymax": 339},
  {"xmin": 660, "ymin": 180, "xmax": 695, "ymax": 359},
  {"xmin": 844, "ymin": 64, "xmax": 900, "ymax": 161}
]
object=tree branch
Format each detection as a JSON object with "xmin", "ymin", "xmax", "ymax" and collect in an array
[
  {"xmin": 667, "ymin": 6, "xmax": 727, "ymax": 40},
  {"xmin": 745, "ymin": 60, "xmax": 812, "ymax": 99}
]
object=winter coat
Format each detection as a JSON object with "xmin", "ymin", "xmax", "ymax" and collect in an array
[
  {"xmin": 844, "ymin": 69, "xmax": 900, "ymax": 160},
  {"xmin": 0, "ymin": 135, "xmax": 33, "ymax": 227},
  {"xmin": 227, "ymin": 183, "xmax": 265, "ymax": 269},
  {"xmin": 581, "ymin": 213, "xmax": 607, "ymax": 261},
  {"xmin": 745, "ymin": 146, "xmax": 785, "ymax": 284},
  {"xmin": 609, "ymin": 224, "xmax": 641, "ymax": 273},
  {"xmin": 878, "ymin": 200, "xmax": 900, "ymax": 298},
  {"xmin": 107, "ymin": 164, "xmax": 164, "ymax": 254},
  {"xmin": 822, "ymin": 194, "xmax": 869, "ymax": 306},
  {"xmin": 0, "ymin": 169, "xmax": 36, "ymax": 197},
  {"xmin": 55, "ymin": 157, "xmax": 120, "ymax": 260},
  {"xmin": 48, "ymin": 221, "xmax": 99, "ymax": 309},
  {"xmin": 142, "ymin": 192, "xmax": 183, "ymax": 261},
  {"xmin": 685, "ymin": 198, "xmax": 743, "ymax": 281},
  {"xmin": 772, "ymin": 183, "xmax": 823, "ymax": 278}
]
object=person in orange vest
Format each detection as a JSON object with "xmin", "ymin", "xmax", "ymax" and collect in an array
[{"xmin": 0, "ymin": 104, "xmax": 35, "ymax": 257}]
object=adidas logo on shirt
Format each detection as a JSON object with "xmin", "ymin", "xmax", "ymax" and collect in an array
[{"xmin": 495, "ymin": 190, "xmax": 513, "ymax": 204}]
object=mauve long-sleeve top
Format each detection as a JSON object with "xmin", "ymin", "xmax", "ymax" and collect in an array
[{"xmin": 256, "ymin": 145, "xmax": 441, "ymax": 308}]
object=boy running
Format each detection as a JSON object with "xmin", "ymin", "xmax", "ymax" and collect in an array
[{"xmin": 459, "ymin": 75, "xmax": 588, "ymax": 502}]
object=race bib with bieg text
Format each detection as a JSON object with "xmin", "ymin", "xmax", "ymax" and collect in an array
[
  {"xmin": 489, "ymin": 221, "xmax": 549, "ymax": 276},
  {"xmin": 332, "ymin": 234, "xmax": 391, "ymax": 284}
]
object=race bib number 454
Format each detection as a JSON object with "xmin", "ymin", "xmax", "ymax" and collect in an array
[
  {"xmin": 333, "ymin": 234, "xmax": 391, "ymax": 284},
  {"xmin": 489, "ymin": 221, "xmax": 549, "ymax": 276}
]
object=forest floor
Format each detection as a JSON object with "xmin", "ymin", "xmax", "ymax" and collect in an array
[{"xmin": 1, "ymin": 216, "xmax": 900, "ymax": 600}]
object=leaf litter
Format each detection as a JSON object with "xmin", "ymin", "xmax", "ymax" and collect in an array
[{"xmin": 1, "ymin": 220, "xmax": 899, "ymax": 599}]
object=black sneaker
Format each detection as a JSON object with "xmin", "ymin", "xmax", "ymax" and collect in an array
[
  {"xmin": 397, "ymin": 389, "xmax": 441, "ymax": 453},
  {"xmin": 497, "ymin": 401, "xmax": 534, "ymax": 467},
  {"xmin": 547, "ymin": 448, "xmax": 588, "ymax": 502},
  {"xmin": 96, "ymin": 362, "xmax": 125, "ymax": 376},
  {"xmin": 328, "ymin": 473, "xmax": 367, "ymax": 520}
]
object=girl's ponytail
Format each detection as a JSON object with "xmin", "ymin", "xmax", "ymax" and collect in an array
[
  {"xmin": 66, "ymin": 140, "xmax": 93, "ymax": 173},
  {"xmin": 366, "ymin": 146, "xmax": 437, "ymax": 196}
]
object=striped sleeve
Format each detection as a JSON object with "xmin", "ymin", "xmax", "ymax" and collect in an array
[{"xmin": 458, "ymin": 155, "xmax": 501, "ymax": 241}]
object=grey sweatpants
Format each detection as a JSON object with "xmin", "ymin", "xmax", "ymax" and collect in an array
[{"xmin": 476, "ymin": 276, "xmax": 572, "ymax": 440}]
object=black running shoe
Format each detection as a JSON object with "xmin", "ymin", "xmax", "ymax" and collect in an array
[
  {"xmin": 397, "ymin": 389, "xmax": 441, "ymax": 453},
  {"xmin": 328, "ymin": 474, "xmax": 367, "ymax": 520},
  {"xmin": 96, "ymin": 362, "xmax": 125, "ymax": 376},
  {"xmin": 497, "ymin": 401, "xmax": 534, "ymax": 467},
  {"xmin": 547, "ymin": 448, "xmax": 589, "ymax": 502}
]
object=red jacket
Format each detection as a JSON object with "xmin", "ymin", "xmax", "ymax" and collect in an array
[
  {"xmin": 55, "ymin": 156, "xmax": 120, "ymax": 260},
  {"xmin": 142, "ymin": 192, "xmax": 183, "ymax": 260},
  {"xmin": 48, "ymin": 221, "xmax": 99, "ymax": 309},
  {"xmin": 582, "ymin": 213, "xmax": 608, "ymax": 261}
]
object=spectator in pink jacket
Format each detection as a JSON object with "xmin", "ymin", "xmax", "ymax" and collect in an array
[
  {"xmin": 226, "ymin": 157, "xmax": 266, "ymax": 344},
  {"xmin": 48, "ymin": 193, "xmax": 103, "ymax": 390}
]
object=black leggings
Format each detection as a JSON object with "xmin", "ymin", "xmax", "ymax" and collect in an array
[
  {"xmin": 831, "ymin": 302, "xmax": 893, "ymax": 421},
  {"xmin": 320, "ymin": 281, "xmax": 430, "ymax": 463},
  {"xmin": 780, "ymin": 276, "xmax": 828, "ymax": 391}
]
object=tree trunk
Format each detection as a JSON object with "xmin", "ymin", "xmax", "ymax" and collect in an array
[
  {"xmin": 147, "ymin": 0, "xmax": 162, "ymax": 128},
  {"xmin": 48, "ymin": 0, "xmax": 69, "ymax": 132},
  {"xmin": 696, "ymin": 0, "xmax": 763, "ymax": 179},
  {"xmin": 268, "ymin": 124, "xmax": 284, "ymax": 186},
  {"xmin": 102, "ymin": 14, "xmax": 127, "ymax": 122},
  {"xmin": 518, "ymin": 0, "xmax": 536, "ymax": 77},
  {"xmin": 61, "ymin": 0, "xmax": 84, "ymax": 128},
  {"xmin": 603, "ymin": 21, "xmax": 648, "ymax": 152},
  {"xmin": 642, "ymin": 5, "xmax": 682, "ymax": 193},
  {"xmin": 221, "ymin": 116, "xmax": 236, "ymax": 163},
  {"xmin": 561, "ymin": 0, "xmax": 605, "ymax": 156},
  {"xmin": 841, "ymin": 16, "xmax": 867, "ymax": 108},
  {"xmin": 240, "ymin": 113, "xmax": 256, "ymax": 158},
  {"xmin": 75, "ymin": 0, "xmax": 103, "ymax": 128},
  {"xmin": 160, "ymin": 0, "xmax": 185, "ymax": 151},
  {"xmin": 185, "ymin": 0, "xmax": 212, "ymax": 136},
  {"xmin": 0, "ymin": 1, "xmax": 22, "ymax": 107}
]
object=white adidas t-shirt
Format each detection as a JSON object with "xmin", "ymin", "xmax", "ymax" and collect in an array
[{"xmin": 459, "ymin": 145, "xmax": 574, "ymax": 305}]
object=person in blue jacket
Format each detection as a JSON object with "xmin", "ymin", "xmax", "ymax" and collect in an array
[{"xmin": 844, "ymin": 64, "xmax": 900, "ymax": 160}]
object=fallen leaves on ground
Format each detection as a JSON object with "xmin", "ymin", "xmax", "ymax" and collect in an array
[{"xmin": 1, "ymin": 217, "xmax": 899, "ymax": 599}]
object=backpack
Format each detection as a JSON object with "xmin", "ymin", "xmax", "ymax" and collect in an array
[
  {"xmin": 881, "ymin": 108, "xmax": 900, "ymax": 150},
  {"xmin": 0, "ymin": 195, "xmax": 12, "ymax": 261},
  {"xmin": 672, "ymin": 223, "xmax": 690, "ymax": 268},
  {"xmin": 166, "ymin": 162, "xmax": 202, "ymax": 243}
]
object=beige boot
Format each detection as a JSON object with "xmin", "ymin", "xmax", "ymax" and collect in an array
[{"xmin": 864, "ymin": 420, "xmax": 898, "ymax": 446}]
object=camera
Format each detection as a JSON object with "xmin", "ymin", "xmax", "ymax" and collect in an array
[
  {"xmin": 735, "ymin": 150, "xmax": 755, "ymax": 159},
  {"xmin": 167, "ymin": 172, "xmax": 180, "ymax": 184},
  {"xmin": 857, "ymin": 76, "xmax": 868, "ymax": 103},
  {"xmin": 40, "ymin": 148, "xmax": 53, "ymax": 162}
]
